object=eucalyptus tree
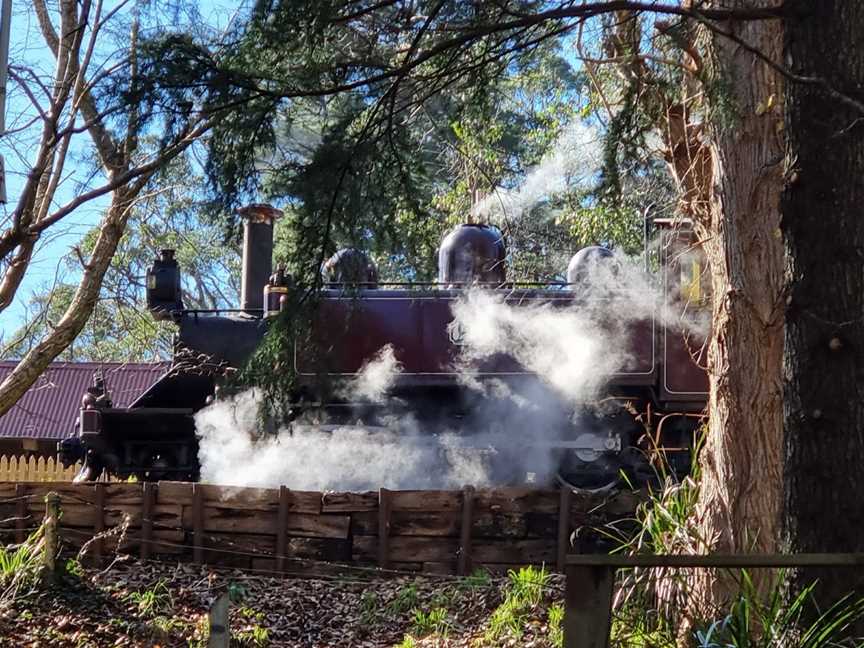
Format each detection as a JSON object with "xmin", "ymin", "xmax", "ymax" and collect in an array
[{"xmin": 0, "ymin": 0, "xmax": 226, "ymax": 413}]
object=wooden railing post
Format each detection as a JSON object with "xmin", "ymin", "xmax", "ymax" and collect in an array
[
  {"xmin": 42, "ymin": 492, "xmax": 60, "ymax": 584},
  {"xmin": 275, "ymin": 485, "xmax": 289, "ymax": 574},
  {"xmin": 563, "ymin": 564, "xmax": 614, "ymax": 648},
  {"xmin": 458, "ymin": 485, "xmax": 475, "ymax": 576},
  {"xmin": 93, "ymin": 483, "xmax": 105, "ymax": 567},
  {"xmin": 140, "ymin": 482, "xmax": 155, "ymax": 560},
  {"xmin": 208, "ymin": 592, "xmax": 230, "ymax": 648},
  {"xmin": 192, "ymin": 483, "xmax": 204, "ymax": 564},
  {"xmin": 378, "ymin": 488, "xmax": 391, "ymax": 569},
  {"xmin": 557, "ymin": 486, "xmax": 572, "ymax": 572}
]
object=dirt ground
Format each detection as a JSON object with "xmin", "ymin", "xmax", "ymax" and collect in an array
[{"xmin": 0, "ymin": 556, "xmax": 565, "ymax": 647}]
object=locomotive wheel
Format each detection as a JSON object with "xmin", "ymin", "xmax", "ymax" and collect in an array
[{"xmin": 555, "ymin": 470, "xmax": 620, "ymax": 495}]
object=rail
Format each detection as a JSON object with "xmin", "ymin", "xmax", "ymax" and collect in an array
[{"xmin": 563, "ymin": 553, "xmax": 864, "ymax": 648}]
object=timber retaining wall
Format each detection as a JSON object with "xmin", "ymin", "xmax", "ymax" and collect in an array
[{"xmin": 0, "ymin": 482, "xmax": 641, "ymax": 576}]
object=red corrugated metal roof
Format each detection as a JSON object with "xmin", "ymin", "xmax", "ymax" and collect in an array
[{"xmin": 0, "ymin": 361, "xmax": 169, "ymax": 440}]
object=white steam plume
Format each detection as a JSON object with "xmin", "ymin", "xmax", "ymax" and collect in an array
[
  {"xmin": 451, "ymin": 250, "xmax": 709, "ymax": 405},
  {"xmin": 339, "ymin": 344, "xmax": 402, "ymax": 403},
  {"xmin": 471, "ymin": 120, "xmax": 603, "ymax": 222},
  {"xmin": 450, "ymin": 290, "xmax": 621, "ymax": 403},
  {"xmin": 196, "ymin": 390, "xmax": 495, "ymax": 490}
]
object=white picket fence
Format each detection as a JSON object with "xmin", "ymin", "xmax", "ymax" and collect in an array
[{"xmin": 0, "ymin": 455, "xmax": 81, "ymax": 482}]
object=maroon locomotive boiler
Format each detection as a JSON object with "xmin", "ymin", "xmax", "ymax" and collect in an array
[{"xmin": 61, "ymin": 204, "xmax": 708, "ymax": 486}]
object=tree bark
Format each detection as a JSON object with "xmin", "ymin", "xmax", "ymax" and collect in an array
[
  {"xmin": 0, "ymin": 189, "xmax": 138, "ymax": 413},
  {"xmin": 687, "ymin": 0, "xmax": 786, "ymax": 617},
  {"xmin": 781, "ymin": 0, "xmax": 864, "ymax": 619}
]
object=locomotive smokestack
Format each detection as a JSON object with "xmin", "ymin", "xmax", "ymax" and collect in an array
[{"xmin": 236, "ymin": 204, "xmax": 282, "ymax": 314}]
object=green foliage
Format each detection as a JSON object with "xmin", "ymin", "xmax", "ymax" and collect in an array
[
  {"xmin": 694, "ymin": 573, "xmax": 864, "ymax": 648},
  {"xmin": 411, "ymin": 606, "xmax": 450, "ymax": 637},
  {"xmin": 187, "ymin": 612, "xmax": 211, "ymax": 648},
  {"xmin": 611, "ymin": 430, "xmax": 864, "ymax": 646},
  {"xmin": 63, "ymin": 558, "xmax": 85, "ymax": 579},
  {"xmin": 509, "ymin": 565, "xmax": 550, "ymax": 609},
  {"xmin": 231, "ymin": 294, "xmax": 314, "ymax": 423},
  {"xmin": 389, "ymin": 583, "xmax": 420, "ymax": 615},
  {"xmin": 2, "ymin": 151, "xmax": 239, "ymax": 363},
  {"xmin": 397, "ymin": 634, "xmax": 418, "ymax": 648},
  {"xmin": 611, "ymin": 433, "xmax": 706, "ymax": 640},
  {"xmin": 126, "ymin": 578, "xmax": 174, "ymax": 616},
  {"xmin": 0, "ymin": 527, "xmax": 45, "ymax": 601},
  {"xmin": 148, "ymin": 614, "xmax": 187, "ymax": 639},
  {"xmin": 235, "ymin": 605, "xmax": 271, "ymax": 647},
  {"xmin": 359, "ymin": 590, "xmax": 380, "ymax": 625},
  {"xmin": 483, "ymin": 565, "xmax": 551, "ymax": 644},
  {"xmin": 548, "ymin": 602, "xmax": 564, "ymax": 648},
  {"xmin": 459, "ymin": 568, "xmax": 492, "ymax": 591}
]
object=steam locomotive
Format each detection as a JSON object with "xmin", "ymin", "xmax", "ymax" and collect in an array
[{"xmin": 60, "ymin": 204, "xmax": 709, "ymax": 486}]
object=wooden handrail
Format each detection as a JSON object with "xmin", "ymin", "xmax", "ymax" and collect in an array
[
  {"xmin": 567, "ymin": 552, "xmax": 864, "ymax": 568},
  {"xmin": 564, "ymin": 554, "xmax": 864, "ymax": 648}
]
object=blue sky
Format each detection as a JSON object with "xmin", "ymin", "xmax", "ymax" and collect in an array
[{"xmin": 0, "ymin": 0, "xmax": 241, "ymax": 338}]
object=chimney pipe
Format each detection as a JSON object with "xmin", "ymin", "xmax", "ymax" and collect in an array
[{"xmin": 236, "ymin": 204, "xmax": 282, "ymax": 314}]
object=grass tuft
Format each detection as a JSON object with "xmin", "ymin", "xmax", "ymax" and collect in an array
[{"xmin": 482, "ymin": 565, "xmax": 552, "ymax": 645}]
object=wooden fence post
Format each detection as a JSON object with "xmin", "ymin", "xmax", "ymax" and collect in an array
[
  {"xmin": 140, "ymin": 482, "xmax": 155, "ymax": 560},
  {"xmin": 208, "ymin": 592, "xmax": 231, "ymax": 648},
  {"xmin": 275, "ymin": 486, "xmax": 289, "ymax": 574},
  {"xmin": 93, "ymin": 483, "xmax": 105, "ymax": 567},
  {"xmin": 557, "ymin": 486, "xmax": 572, "ymax": 572},
  {"xmin": 378, "ymin": 488, "xmax": 391, "ymax": 569},
  {"xmin": 42, "ymin": 492, "xmax": 60, "ymax": 584},
  {"xmin": 192, "ymin": 483, "xmax": 204, "ymax": 564},
  {"xmin": 458, "ymin": 485, "xmax": 475, "ymax": 576},
  {"xmin": 563, "ymin": 564, "xmax": 614, "ymax": 648},
  {"xmin": 14, "ymin": 483, "xmax": 26, "ymax": 543}
]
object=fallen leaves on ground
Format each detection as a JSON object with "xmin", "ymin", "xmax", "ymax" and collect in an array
[{"xmin": 0, "ymin": 557, "xmax": 565, "ymax": 647}]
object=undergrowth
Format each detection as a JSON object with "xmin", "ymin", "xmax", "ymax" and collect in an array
[
  {"xmin": 0, "ymin": 525, "xmax": 45, "ymax": 603},
  {"xmin": 610, "ymin": 430, "xmax": 864, "ymax": 646},
  {"xmin": 482, "ymin": 565, "xmax": 556, "ymax": 645}
]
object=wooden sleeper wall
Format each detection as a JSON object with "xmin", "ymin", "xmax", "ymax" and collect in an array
[{"xmin": 0, "ymin": 482, "xmax": 641, "ymax": 576}]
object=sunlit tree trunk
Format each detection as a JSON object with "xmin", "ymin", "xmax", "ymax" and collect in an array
[{"xmin": 685, "ymin": 0, "xmax": 786, "ymax": 618}]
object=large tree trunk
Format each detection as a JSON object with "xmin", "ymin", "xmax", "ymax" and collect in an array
[
  {"xmin": 782, "ymin": 0, "xmax": 864, "ymax": 619},
  {"xmin": 687, "ymin": 0, "xmax": 786, "ymax": 616}
]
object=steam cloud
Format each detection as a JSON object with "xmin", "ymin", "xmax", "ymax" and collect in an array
[
  {"xmin": 196, "ymin": 390, "xmax": 493, "ymax": 490},
  {"xmin": 339, "ymin": 344, "xmax": 402, "ymax": 403}
]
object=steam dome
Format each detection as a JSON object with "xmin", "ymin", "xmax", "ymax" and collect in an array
[
  {"xmin": 322, "ymin": 248, "xmax": 379, "ymax": 287},
  {"xmin": 438, "ymin": 224, "xmax": 506, "ymax": 285},
  {"xmin": 566, "ymin": 246, "xmax": 615, "ymax": 285}
]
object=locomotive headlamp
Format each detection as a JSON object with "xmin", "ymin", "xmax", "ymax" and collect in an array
[{"xmin": 146, "ymin": 248, "xmax": 183, "ymax": 320}]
